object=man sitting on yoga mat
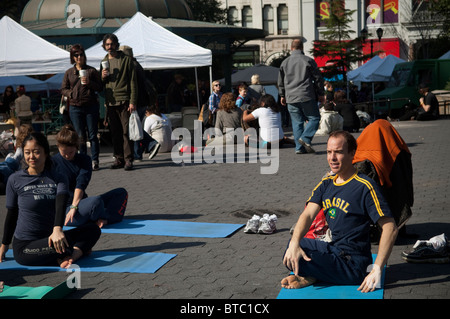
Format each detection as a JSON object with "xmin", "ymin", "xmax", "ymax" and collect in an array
[{"xmin": 282, "ymin": 131, "xmax": 398, "ymax": 292}]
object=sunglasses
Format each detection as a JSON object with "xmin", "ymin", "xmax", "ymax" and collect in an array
[
  {"xmin": 214, "ymin": 84, "xmax": 221, "ymax": 87},
  {"xmin": 73, "ymin": 53, "xmax": 84, "ymax": 58}
]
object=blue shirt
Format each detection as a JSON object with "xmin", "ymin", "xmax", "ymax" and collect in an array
[
  {"xmin": 52, "ymin": 153, "xmax": 92, "ymax": 203},
  {"xmin": 308, "ymin": 172, "xmax": 392, "ymax": 257},
  {"xmin": 6, "ymin": 168, "xmax": 69, "ymax": 241}
]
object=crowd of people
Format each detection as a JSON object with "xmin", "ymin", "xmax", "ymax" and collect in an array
[{"xmin": 0, "ymin": 35, "xmax": 444, "ymax": 292}]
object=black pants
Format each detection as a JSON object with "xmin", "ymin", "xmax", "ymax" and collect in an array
[
  {"xmin": 12, "ymin": 222, "xmax": 101, "ymax": 266},
  {"xmin": 106, "ymin": 102, "xmax": 134, "ymax": 162}
]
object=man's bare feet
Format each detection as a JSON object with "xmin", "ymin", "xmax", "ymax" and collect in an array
[{"xmin": 281, "ymin": 275, "xmax": 316, "ymax": 289}]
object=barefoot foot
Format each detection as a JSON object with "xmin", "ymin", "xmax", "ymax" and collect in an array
[{"xmin": 281, "ymin": 275, "xmax": 316, "ymax": 289}]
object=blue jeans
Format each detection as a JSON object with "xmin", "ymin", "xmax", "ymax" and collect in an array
[
  {"xmin": 69, "ymin": 104, "xmax": 100, "ymax": 163},
  {"xmin": 65, "ymin": 188, "xmax": 128, "ymax": 226},
  {"xmin": 287, "ymin": 100, "xmax": 320, "ymax": 151}
]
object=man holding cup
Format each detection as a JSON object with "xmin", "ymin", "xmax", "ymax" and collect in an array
[{"xmin": 100, "ymin": 34, "xmax": 138, "ymax": 171}]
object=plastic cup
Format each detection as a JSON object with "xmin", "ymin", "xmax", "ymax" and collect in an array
[
  {"xmin": 102, "ymin": 61, "xmax": 109, "ymax": 76},
  {"xmin": 79, "ymin": 69, "xmax": 87, "ymax": 84}
]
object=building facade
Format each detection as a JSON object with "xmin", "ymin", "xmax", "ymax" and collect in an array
[{"xmin": 221, "ymin": 0, "xmax": 443, "ymax": 68}]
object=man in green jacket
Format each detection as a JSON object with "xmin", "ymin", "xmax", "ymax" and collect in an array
[{"xmin": 100, "ymin": 34, "xmax": 137, "ymax": 170}]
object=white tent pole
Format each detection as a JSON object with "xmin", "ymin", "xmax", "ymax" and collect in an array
[{"xmin": 209, "ymin": 66, "xmax": 213, "ymax": 94}]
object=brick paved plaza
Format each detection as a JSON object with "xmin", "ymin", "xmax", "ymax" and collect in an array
[{"xmin": 1, "ymin": 119, "xmax": 449, "ymax": 304}]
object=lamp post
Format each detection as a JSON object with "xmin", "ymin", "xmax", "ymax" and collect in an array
[{"xmin": 361, "ymin": 27, "xmax": 383, "ymax": 58}]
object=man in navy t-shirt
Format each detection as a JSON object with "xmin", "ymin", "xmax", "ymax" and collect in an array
[{"xmin": 282, "ymin": 131, "xmax": 398, "ymax": 292}]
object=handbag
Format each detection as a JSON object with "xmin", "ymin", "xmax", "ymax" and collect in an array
[{"xmin": 129, "ymin": 111, "xmax": 143, "ymax": 141}]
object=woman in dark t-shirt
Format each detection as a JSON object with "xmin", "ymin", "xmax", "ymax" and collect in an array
[{"xmin": 0, "ymin": 132, "xmax": 100, "ymax": 268}]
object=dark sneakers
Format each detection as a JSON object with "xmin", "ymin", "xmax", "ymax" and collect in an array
[
  {"xmin": 299, "ymin": 138, "xmax": 315, "ymax": 153},
  {"xmin": 402, "ymin": 234, "xmax": 450, "ymax": 264},
  {"xmin": 124, "ymin": 160, "xmax": 134, "ymax": 171},
  {"xmin": 110, "ymin": 159, "xmax": 124, "ymax": 169},
  {"xmin": 110, "ymin": 159, "xmax": 134, "ymax": 170}
]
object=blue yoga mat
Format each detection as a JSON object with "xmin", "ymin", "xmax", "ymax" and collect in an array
[
  {"xmin": 67, "ymin": 219, "xmax": 244, "ymax": 238},
  {"xmin": 277, "ymin": 254, "xmax": 385, "ymax": 299},
  {"xmin": 0, "ymin": 250, "xmax": 176, "ymax": 274}
]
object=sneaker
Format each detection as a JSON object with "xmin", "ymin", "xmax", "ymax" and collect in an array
[
  {"xmin": 92, "ymin": 161, "xmax": 99, "ymax": 171},
  {"xmin": 258, "ymin": 214, "xmax": 278, "ymax": 234},
  {"xmin": 244, "ymin": 215, "xmax": 261, "ymax": 234},
  {"xmin": 295, "ymin": 149, "xmax": 307, "ymax": 154},
  {"xmin": 124, "ymin": 160, "xmax": 134, "ymax": 171},
  {"xmin": 402, "ymin": 235, "xmax": 450, "ymax": 264},
  {"xmin": 148, "ymin": 141, "xmax": 161, "ymax": 160},
  {"xmin": 299, "ymin": 138, "xmax": 315, "ymax": 153},
  {"xmin": 110, "ymin": 159, "xmax": 124, "ymax": 169}
]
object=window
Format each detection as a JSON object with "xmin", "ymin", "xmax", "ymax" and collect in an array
[
  {"xmin": 278, "ymin": 4, "xmax": 288, "ymax": 35},
  {"xmin": 263, "ymin": 5, "xmax": 274, "ymax": 35},
  {"xmin": 242, "ymin": 6, "xmax": 253, "ymax": 28},
  {"xmin": 228, "ymin": 7, "xmax": 238, "ymax": 25},
  {"xmin": 365, "ymin": 0, "xmax": 398, "ymax": 25},
  {"xmin": 317, "ymin": 1, "xmax": 331, "ymax": 27}
]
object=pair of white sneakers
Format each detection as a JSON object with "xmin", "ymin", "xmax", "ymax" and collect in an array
[{"xmin": 244, "ymin": 214, "xmax": 278, "ymax": 234}]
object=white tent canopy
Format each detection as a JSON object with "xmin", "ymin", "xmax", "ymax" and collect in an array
[
  {"xmin": 348, "ymin": 55, "xmax": 405, "ymax": 83},
  {"xmin": 0, "ymin": 16, "xmax": 71, "ymax": 77},
  {"xmin": 85, "ymin": 12, "xmax": 212, "ymax": 70}
]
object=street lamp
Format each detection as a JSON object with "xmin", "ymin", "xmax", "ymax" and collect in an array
[
  {"xmin": 376, "ymin": 27, "xmax": 384, "ymax": 42},
  {"xmin": 361, "ymin": 27, "xmax": 383, "ymax": 57}
]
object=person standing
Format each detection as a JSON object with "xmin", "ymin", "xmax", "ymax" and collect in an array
[
  {"xmin": 278, "ymin": 39, "xmax": 324, "ymax": 154},
  {"xmin": 208, "ymin": 80, "xmax": 223, "ymax": 126},
  {"xmin": 100, "ymin": 34, "xmax": 137, "ymax": 171},
  {"xmin": 14, "ymin": 85, "xmax": 33, "ymax": 125},
  {"xmin": 61, "ymin": 44, "xmax": 103, "ymax": 171}
]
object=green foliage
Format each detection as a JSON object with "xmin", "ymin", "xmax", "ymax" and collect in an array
[
  {"xmin": 184, "ymin": 0, "xmax": 227, "ymax": 24},
  {"xmin": 310, "ymin": 1, "xmax": 369, "ymax": 83}
]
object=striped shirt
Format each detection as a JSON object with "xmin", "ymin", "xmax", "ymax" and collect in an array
[{"xmin": 308, "ymin": 172, "xmax": 392, "ymax": 256}]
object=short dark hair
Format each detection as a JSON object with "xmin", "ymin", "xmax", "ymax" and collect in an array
[
  {"xmin": 291, "ymin": 38, "xmax": 304, "ymax": 50},
  {"xmin": 102, "ymin": 33, "xmax": 119, "ymax": 50},
  {"xmin": 328, "ymin": 130, "xmax": 357, "ymax": 154},
  {"xmin": 70, "ymin": 44, "xmax": 86, "ymax": 64}
]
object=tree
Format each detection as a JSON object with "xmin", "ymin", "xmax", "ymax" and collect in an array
[
  {"xmin": 310, "ymin": 1, "xmax": 369, "ymax": 83},
  {"xmin": 185, "ymin": 0, "xmax": 227, "ymax": 24},
  {"xmin": 0, "ymin": 0, "xmax": 29, "ymax": 22}
]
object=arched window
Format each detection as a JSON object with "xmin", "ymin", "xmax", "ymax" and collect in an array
[
  {"xmin": 278, "ymin": 4, "xmax": 288, "ymax": 35},
  {"xmin": 228, "ymin": 7, "xmax": 238, "ymax": 25},
  {"xmin": 242, "ymin": 6, "xmax": 253, "ymax": 28},
  {"xmin": 263, "ymin": 5, "xmax": 274, "ymax": 35}
]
